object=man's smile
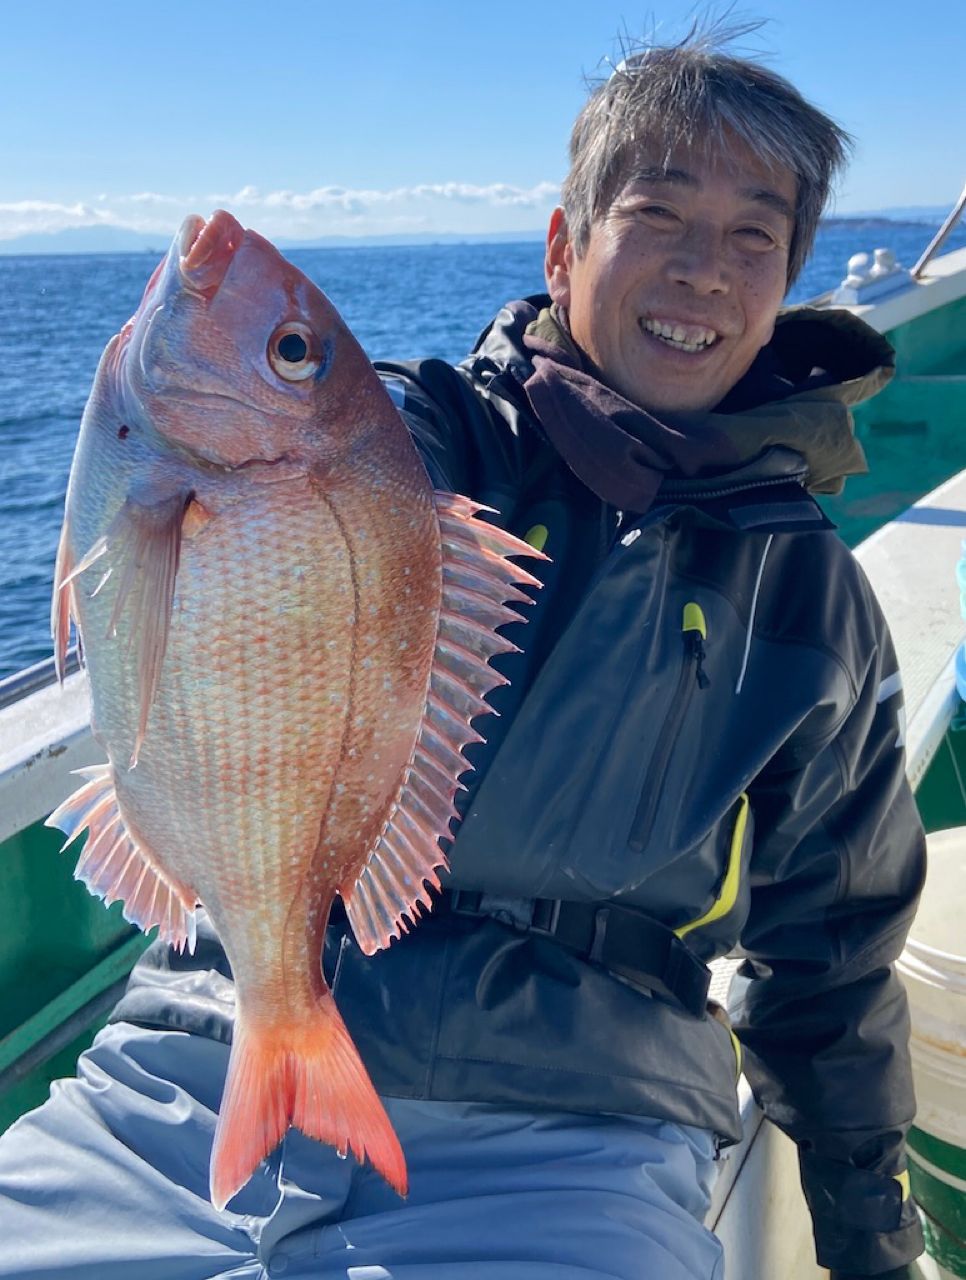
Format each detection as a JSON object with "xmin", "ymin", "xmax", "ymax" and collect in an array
[{"xmin": 640, "ymin": 317, "xmax": 720, "ymax": 353}]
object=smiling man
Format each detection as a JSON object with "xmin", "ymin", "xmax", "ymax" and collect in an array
[
  {"xmin": 546, "ymin": 141, "xmax": 797, "ymax": 415},
  {"xmin": 0, "ymin": 27, "xmax": 926, "ymax": 1280}
]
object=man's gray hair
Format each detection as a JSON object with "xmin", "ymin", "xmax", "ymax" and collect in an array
[{"xmin": 561, "ymin": 29, "xmax": 852, "ymax": 285}]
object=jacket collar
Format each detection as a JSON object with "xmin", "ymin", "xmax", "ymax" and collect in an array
[{"xmin": 466, "ymin": 295, "xmax": 894, "ymax": 506}]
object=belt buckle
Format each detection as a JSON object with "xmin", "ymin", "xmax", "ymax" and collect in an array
[
  {"xmin": 528, "ymin": 897, "xmax": 561, "ymax": 938},
  {"xmin": 449, "ymin": 889, "xmax": 484, "ymax": 916},
  {"xmin": 449, "ymin": 892, "xmax": 562, "ymax": 937}
]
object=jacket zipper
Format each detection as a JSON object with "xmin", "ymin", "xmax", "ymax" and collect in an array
[
  {"xmin": 658, "ymin": 472, "xmax": 808, "ymax": 502},
  {"xmin": 628, "ymin": 604, "xmax": 709, "ymax": 852}
]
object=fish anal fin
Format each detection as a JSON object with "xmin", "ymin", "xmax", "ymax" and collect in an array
[
  {"xmin": 45, "ymin": 764, "xmax": 198, "ymax": 953},
  {"xmin": 210, "ymin": 995, "xmax": 406, "ymax": 1210},
  {"xmin": 344, "ymin": 489, "xmax": 546, "ymax": 955}
]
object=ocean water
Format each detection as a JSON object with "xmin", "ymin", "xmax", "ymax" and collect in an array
[{"xmin": 1, "ymin": 220, "xmax": 964, "ymax": 680}]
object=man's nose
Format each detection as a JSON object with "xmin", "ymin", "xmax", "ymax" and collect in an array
[{"xmin": 668, "ymin": 224, "xmax": 730, "ymax": 294}]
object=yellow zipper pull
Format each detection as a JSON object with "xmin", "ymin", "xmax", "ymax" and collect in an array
[{"xmin": 682, "ymin": 603, "xmax": 710, "ymax": 689}]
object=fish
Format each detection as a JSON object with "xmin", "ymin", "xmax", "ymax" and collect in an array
[{"xmin": 45, "ymin": 209, "xmax": 544, "ymax": 1210}]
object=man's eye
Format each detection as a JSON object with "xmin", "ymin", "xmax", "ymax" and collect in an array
[
  {"xmin": 735, "ymin": 226, "xmax": 778, "ymax": 247},
  {"xmin": 631, "ymin": 204, "xmax": 681, "ymax": 227}
]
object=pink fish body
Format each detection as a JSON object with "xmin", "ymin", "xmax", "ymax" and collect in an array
[{"xmin": 47, "ymin": 211, "xmax": 542, "ymax": 1209}]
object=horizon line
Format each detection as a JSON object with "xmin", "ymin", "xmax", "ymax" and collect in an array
[{"xmin": 0, "ymin": 208, "xmax": 954, "ymax": 258}]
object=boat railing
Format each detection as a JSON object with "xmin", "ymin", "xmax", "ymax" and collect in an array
[
  {"xmin": 821, "ymin": 179, "xmax": 966, "ymax": 315},
  {"xmin": 0, "ymin": 648, "xmax": 81, "ymax": 714},
  {"xmin": 912, "ymin": 180, "xmax": 966, "ymax": 279}
]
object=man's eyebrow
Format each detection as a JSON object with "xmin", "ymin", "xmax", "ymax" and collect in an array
[
  {"xmin": 624, "ymin": 167, "xmax": 796, "ymax": 222},
  {"xmin": 625, "ymin": 166, "xmax": 698, "ymax": 188},
  {"xmin": 740, "ymin": 187, "xmax": 796, "ymax": 222}
]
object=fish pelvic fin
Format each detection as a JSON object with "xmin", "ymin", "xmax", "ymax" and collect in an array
[
  {"xmin": 210, "ymin": 994, "xmax": 407, "ymax": 1211},
  {"xmin": 50, "ymin": 518, "xmax": 88, "ymax": 681},
  {"xmin": 344, "ymin": 490, "xmax": 548, "ymax": 954},
  {"xmin": 45, "ymin": 763, "xmax": 198, "ymax": 953}
]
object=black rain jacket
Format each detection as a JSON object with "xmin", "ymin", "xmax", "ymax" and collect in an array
[{"xmin": 116, "ymin": 297, "xmax": 926, "ymax": 1275}]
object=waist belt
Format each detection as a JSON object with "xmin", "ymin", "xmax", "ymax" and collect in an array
[{"xmin": 440, "ymin": 889, "xmax": 711, "ymax": 1019}]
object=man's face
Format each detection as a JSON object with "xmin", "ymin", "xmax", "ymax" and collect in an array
[{"xmin": 546, "ymin": 138, "xmax": 797, "ymax": 417}]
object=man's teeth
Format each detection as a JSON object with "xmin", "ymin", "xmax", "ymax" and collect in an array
[{"xmin": 642, "ymin": 318, "xmax": 718, "ymax": 353}]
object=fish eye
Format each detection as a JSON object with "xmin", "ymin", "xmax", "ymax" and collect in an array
[
  {"xmin": 267, "ymin": 322, "xmax": 326, "ymax": 382},
  {"xmin": 278, "ymin": 332, "xmax": 307, "ymax": 362}
]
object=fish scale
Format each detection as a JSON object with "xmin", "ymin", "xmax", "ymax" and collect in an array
[
  {"xmin": 135, "ymin": 478, "xmax": 347, "ymax": 917},
  {"xmin": 46, "ymin": 208, "xmax": 545, "ymax": 1212}
]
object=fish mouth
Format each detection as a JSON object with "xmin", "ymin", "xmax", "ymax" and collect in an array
[{"xmin": 177, "ymin": 209, "xmax": 245, "ymax": 298}]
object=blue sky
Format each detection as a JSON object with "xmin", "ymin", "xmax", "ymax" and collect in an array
[{"xmin": 1, "ymin": 0, "xmax": 963, "ymax": 243}]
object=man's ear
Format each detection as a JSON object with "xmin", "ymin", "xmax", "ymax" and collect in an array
[{"xmin": 545, "ymin": 207, "xmax": 573, "ymax": 308}]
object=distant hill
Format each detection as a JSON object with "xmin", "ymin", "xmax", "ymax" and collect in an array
[
  {"xmin": 0, "ymin": 207, "xmax": 953, "ymax": 257},
  {"xmin": 279, "ymin": 229, "xmax": 546, "ymax": 249},
  {"xmin": 0, "ymin": 225, "xmax": 547, "ymax": 257},
  {"xmin": 0, "ymin": 225, "xmax": 166, "ymax": 256},
  {"xmin": 832, "ymin": 204, "xmax": 951, "ymax": 223}
]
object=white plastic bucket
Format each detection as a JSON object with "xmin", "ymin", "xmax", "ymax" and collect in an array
[{"xmin": 897, "ymin": 827, "xmax": 966, "ymax": 1279}]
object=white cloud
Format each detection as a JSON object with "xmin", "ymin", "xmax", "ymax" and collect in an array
[
  {"xmin": 0, "ymin": 199, "xmax": 116, "ymax": 236},
  {"xmin": 128, "ymin": 192, "xmax": 186, "ymax": 205},
  {"xmin": 0, "ymin": 179, "xmax": 561, "ymax": 243},
  {"xmin": 409, "ymin": 181, "xmax": 560, "ymax": 206}
]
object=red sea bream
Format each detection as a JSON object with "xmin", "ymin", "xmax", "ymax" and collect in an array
[{"xmin": 46, "ymin": 210, "xmax": 542, "ymax": 1210}]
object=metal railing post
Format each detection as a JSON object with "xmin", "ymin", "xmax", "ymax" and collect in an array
[{"xmin": 912, "ymin": 182, "xmax": 966, "ymax": 279}]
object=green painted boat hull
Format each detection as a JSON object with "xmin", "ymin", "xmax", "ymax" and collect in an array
[
  {"xmin": 822, "ymin": 295, "xmax": 966, "ymax": 545},
  {"xmin": 0, "ymin": 822, "xmax": 148, "ymax": 1131}
]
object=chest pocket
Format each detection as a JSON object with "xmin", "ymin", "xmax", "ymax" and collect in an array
[{"xmin": 628, "ymin": 602, "xmax": 710, "ymax": 853}]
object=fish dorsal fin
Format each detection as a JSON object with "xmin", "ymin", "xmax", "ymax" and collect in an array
[
  {"xmin": 45, "ymin": 764, "xmax": 199, "ymax": 953},
  {"xmin": 344, "ymin": 492, "xmax": 546, "ymax": 954}
]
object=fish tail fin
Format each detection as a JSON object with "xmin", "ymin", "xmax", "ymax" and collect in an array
[{"xmin": 210, "ymin": 994, "xmax": 407, "ymax": 1210}]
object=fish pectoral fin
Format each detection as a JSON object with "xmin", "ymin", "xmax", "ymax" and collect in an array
[
  {"xmin": 344, "ymin": 490, "xmax": 546, "ymax": 955},
  {"xmin": 45, "ymin": 763, "xmax": 199, "ymax": 953},
  {"xmin": 210, "ymin": 995, "xmax": 406, "ymax": 1211},
  {"xmin": 103, "ymin": 488, "xmax": 194, "ymax": 763}
]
